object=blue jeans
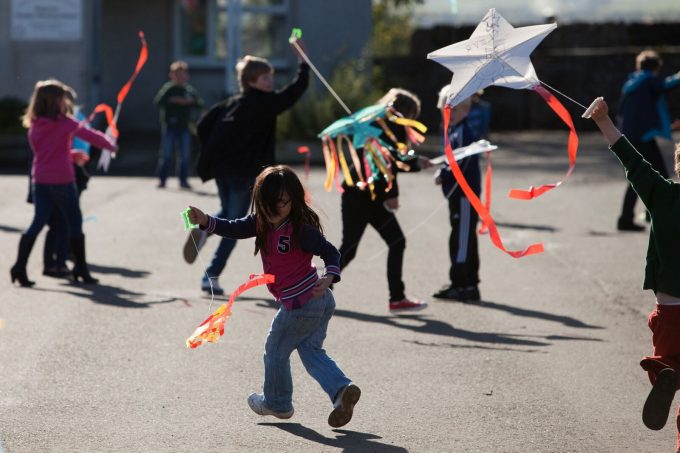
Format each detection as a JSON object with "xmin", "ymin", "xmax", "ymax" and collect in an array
[
  {"xmin": 205, "ymin": 175, "xmax": 254, "ymax": 278},
  {"xmin": 158, "ymin": 125, "xmax": 191, "ymax": 185},
  {"xmin": 26, "ymin": 183, "xmax": 83, "ymax": 240},
  {"xmin": 263, "ymin": 289, "xmax": 351, "ymax": 412}
]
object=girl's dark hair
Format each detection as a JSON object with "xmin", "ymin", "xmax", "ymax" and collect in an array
[
  {"xmin": 377, "ymin": 88, "xmax": 421, "ymax": 119},
  {"xmin": 252, "ymin": 165, "xmax": 322, "ymax": 255},
  {"xmin": 22, "ymin": 79, "xmax": 74, "ymax": 128}
]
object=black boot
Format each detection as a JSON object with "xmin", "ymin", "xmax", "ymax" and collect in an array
[
  {"xmin": 71, "ymin": 236, "xmax": 98, "ymax": 284},
  {"xmin": 10, "ymin": 234, "xmax": 37, "ymax": 287}
]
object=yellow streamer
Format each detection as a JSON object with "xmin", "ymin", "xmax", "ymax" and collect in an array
[
  {"xmin": 322, "ymin": 137, "xmax": 335, "ymax": 192},
  {"xmin": 335, "ymin": 136, "xmax": 355, "ymax": 187},
  {"xmin": 388, "ymin": 115, "xmax": 428, "ymax": 133}
]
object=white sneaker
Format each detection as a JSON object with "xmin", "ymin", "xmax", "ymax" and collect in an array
[
  {"xmin": 201, "ymin": 276, "xmax": 224, "ymax": 296},
  {"xmin": 328, "ymin": 383, "xmax": 361, "ymax": 428},
  {"xmin": 247, "ymin": 393, "xmax": 294, "ymax": 419}
]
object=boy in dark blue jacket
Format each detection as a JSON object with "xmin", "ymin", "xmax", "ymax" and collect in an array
[{"xmin": 616, "ymin": 50, "xmax": 680, "ymax": 231}]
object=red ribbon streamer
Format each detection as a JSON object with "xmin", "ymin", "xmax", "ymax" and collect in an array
[
  {"xmin": 86, "ymin": 104, "xmax": 118, "ymax": 138},
  {"xmin": 478, "ymin": 151, "xmax": 492, "ymax": 235},
  {"xmin": 508, "ymin": 85, "xmax": 578, "ymax": 200},
  {"xmin": 443, "ymin": 107, "xmax": 543, "ymax": 258},
  {"xmin": 82, "ymin": 32, "xmax": 147, "ymax": 141},
  {"xmin": 297, "ymin": 145, "xmax": 311, "ymax": 180},
  {"xmin": 187, "ymin": 273, "xmax": 275, "ymax": 349},
  {"xmin": 117, "ymin": 31, "xmax": 148, "ymax": 105}
]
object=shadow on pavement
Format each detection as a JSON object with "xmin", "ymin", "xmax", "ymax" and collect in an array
[
  {"xmin": 465, "ymin": 299, "xmax": 604, "ymax": 329},
  {"xmin": 23, "ymin": 283, "xmax": 187, "ymax": 309},
  {"xmin": 587, "ymin": 230, "xmax": 619, "ymax": 237},
  {"xmin": 259, "ymin": 422, "xmax": 408, "ymax": 452},
  {"xmin": 0, "ymin": 223, "xmax": 23, "ymax": 233},
  {"xmin": 255, "ymin": 299, "xmax": 574, "ymax": 348},
  {"xmin": 495, "ymin": 222, "xmax": 558, "ymax": 232},
  {"xmin": 88, "ymin": 263, "xmax": 151, "ymax": 279}
]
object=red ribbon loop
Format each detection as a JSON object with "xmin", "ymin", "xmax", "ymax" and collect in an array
[
  {"xmin": 508, "ymin": 85, "xmax": 578, "ymax": 200},
  {"xmin": 443, "ymin": 107, "xmax": 543, "ymax": 258}
]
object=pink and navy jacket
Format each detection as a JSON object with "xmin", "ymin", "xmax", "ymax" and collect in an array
[
  {"xmin": 203, "ymin": 214, "xmax": 341, "ymax": 310},
  {"xmin": 29, "ymin": 115, "xmax": 116, "ymax": 184}
]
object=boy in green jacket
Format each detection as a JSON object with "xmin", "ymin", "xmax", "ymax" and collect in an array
[
  {"xmin": 154, "ymin": 60, "xmax": 203, "ymax": 189},
  {"xmin": 590, "ymin": 98, "xmax": 680, "ymax": 452}
]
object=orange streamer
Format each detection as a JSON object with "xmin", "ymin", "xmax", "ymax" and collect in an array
[
  {"xmin": 508, "ymin": 85, "xmax": 578, "ymax": 200},
  {"xmin": 443, "ymin": 107, "xmax": 543, "ymax": 258},
  {"xmin": 82, "ymin": 32, "xmax": 147, "ymax": 142},
  {"xmin": 117, "ymin": 31, "xmax": 148, "ymax": 105},
  {"xmin": 297, "ymin": 145, "xmax": 310, "ymax": 180},
  {"xmin": 478, "ymin": 151, "xmax": 493, "ymax": 235},
  {"xmin": 86, "ymin": 104, "xmax": 119, "ymax": 138},
  {"xmin": 187, "ymin": 273, "xmax": 275, "ymax": 349}
]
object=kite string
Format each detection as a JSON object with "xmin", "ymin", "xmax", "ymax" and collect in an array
[
  {"xmin": 365, "ymin": 157, "xmax": 467, "ymax": 262},
  {"xmin": 187, "ymin": 228, "xmax": 217, "ymax": 313},
  {"xmin": 539, "ymin": 80, "xmax": 587, "ymax": 110},
  {"xmin": 290, "ymin": 39, "xmax": 352, "ymax": 115}
]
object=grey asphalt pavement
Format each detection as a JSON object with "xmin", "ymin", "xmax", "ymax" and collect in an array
[{"xmin": 1, "ymin": 131, "xmax": 678, "ymax": 452}]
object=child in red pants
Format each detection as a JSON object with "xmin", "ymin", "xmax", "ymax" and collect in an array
[{"xmin": 590, "ymin": 98, "xmax": 680, "ymax": 452}]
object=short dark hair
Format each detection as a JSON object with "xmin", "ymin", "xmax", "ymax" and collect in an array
[
  {"xmin": 236, "ymin": 56, "xmax": 273, "ymax": 92},
  {"xmin": 636, "ymin": 50, "xmax": 662, "ymax": 72}
]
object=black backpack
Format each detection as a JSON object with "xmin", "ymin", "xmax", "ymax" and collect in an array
[{"xmin": 196, "ymin": 96, "xmax": 241, "ymax": 182}]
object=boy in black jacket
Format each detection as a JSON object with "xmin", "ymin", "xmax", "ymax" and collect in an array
[{"xmin": 184, "ymin": 47, "xmax": 309, "ymax": 295}]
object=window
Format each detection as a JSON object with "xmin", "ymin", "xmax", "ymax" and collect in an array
[{"xmin": 176, "ymin": 0, "xmax": 290, "ymax": 67}]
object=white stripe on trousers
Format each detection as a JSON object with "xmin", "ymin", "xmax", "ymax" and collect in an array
[{"xmin": 456, "ymin": 198, "xmax": 470, "ymax": 263}]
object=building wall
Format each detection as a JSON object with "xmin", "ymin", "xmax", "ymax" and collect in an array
[
  {"xmin": 0, "ymin": 0, "xmax": 372, "ymax": 133},
  {"xmin": 100, "ymin": 0, "xmax": 373, "ymax": 131},
  {"xmin": 0, "ymin": 1, "xmax": 95, "ymax": 109},
  {"xmin": 100, "ymin": 0, "xmax": 175, "ymax": 131}
]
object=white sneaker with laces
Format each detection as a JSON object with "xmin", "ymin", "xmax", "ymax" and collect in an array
[
  {"xmin": 247, "ymin": 393, "xmax": 294, "ymax": 419},
  {"xmin": 328, "ymin": 383, "xmax": 361, "ymax": 428}
]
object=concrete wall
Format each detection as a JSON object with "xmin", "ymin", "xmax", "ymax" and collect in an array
[
  {"xmin": 0, "ymin": 0, "xmax": 373, "ymax": 133},
  {"xmin": 0, "ymin": 1, "xmax": 94, "ymax": 107},
  {"xmin": 100, "ymin": 0, "xmax": 373, "ymax": 131}
]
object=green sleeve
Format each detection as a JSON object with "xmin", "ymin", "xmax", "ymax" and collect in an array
[
  {"xmin": 610, "ymin": 136, "xmax": 674, "ymax": 213},
  {"xmin": 187, "ymin": 85, "xmax": 204, "ymax": 107},
  {"xmin": 154, "ymin": 83, "xmax": 171, "ymax": 107}
]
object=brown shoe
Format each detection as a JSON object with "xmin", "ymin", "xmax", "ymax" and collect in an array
[{"xmin": 328, "ymin": 384, "xmax": 361, "ymax": 428}]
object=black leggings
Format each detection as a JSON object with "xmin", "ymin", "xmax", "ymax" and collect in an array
[{"xmin": 339, "ymin": 189, "xmax": 406, "ymax": 301}]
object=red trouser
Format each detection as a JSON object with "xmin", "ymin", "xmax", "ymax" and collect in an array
[
  {"xmin": 639, "ymin": 304, "xmax": 680, "ymax": 451},
  {"xmin": 640, "ymin": 304, "xmax": 680, "ymax": 385}
]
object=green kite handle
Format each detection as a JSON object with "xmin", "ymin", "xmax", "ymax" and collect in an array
[
  {"xmin": 289, "ymin": 27, "xmax": 302, "ymax": 43},
  {"xmin": 181, "ymin": 207, "xmax": 198, "ymax": 231}
]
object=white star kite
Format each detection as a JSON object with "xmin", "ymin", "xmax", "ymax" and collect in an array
[{"xmin": 428, "ymin": 8, "xmax": 556, "ymax": 107}]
